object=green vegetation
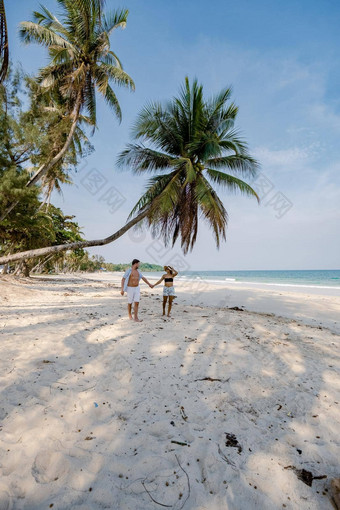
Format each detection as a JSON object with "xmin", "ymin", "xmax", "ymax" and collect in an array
[
  {"xmin": 102, "ymin": 262, "xmax": 163, "ymax": 272},
  {"xmin": 23, "ymin": 253, "xmax": 163, "ymax": 274},
  {"xmin": 0, "ymin": 67, "xmax": 92, "ymax": 205},
  {"xmin": 0, "ymin": 67, "xmax": 88, "ymax": 275}
]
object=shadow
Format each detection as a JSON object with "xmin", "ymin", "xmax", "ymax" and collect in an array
[{"xmin": 0, "ymin": 275, "xmax": 339, "ymax": 509}]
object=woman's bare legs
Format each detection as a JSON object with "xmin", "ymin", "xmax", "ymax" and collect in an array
[
  {"xmin": 167, "ymin": 296, "xmax": 175, "ymax": 317},
  {"xmin": 162, "ymin": 296, "xmax": 168, "ymax": 315}
]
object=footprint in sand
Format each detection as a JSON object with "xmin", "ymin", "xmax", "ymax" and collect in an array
[{"xmin": 31, "ymin": 450, "xmax": 69, "ymax": 484}]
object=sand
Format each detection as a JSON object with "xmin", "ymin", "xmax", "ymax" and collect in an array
[{"xmin": 0, "ymin": 274, "xmax": 339, "ymax": 510}]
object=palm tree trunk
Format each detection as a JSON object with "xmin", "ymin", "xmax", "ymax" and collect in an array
[
  {"xmin": 27, "ymin": 91, "xmax": 82, "ymax": 188},
  {"xmin": 22, "ymin": 260, "xmax": 30, "ymax": 277},
  {"xmin": 0, "ymin": 208, "xmax": 149, "ymax": 265},
  {"xmin": 0, "ymin": 90, "xmax": 82, "ymax": 222},
  {"xmin": 0, "ymin": 0, "xmax": 9, "ymax": 83}
]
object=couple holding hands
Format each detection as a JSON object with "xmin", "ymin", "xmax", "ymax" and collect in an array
[{"xmin": 120, "ymin": 259, "xmax": 178, "ymax": 322}]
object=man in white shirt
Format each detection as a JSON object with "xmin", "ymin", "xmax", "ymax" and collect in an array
[{"xmin": 121, "ymin": 259, "xmax": 153, "ymax": 322}]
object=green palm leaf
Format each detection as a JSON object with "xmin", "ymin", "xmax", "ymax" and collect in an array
[
  {"xmin": 19, "ymin": 21, "xmax": 73, "ymax": 49},
  {"xmin": 103, "ymin": 83, "xmax": 121, "ymax": 121},
  {"xmin": 206, "ymin": 154, "xmax": 259, "ymax": 177},
  {"xmin": 206, "ymin": 168, "xmax": 260, "ymax": 202},
  {"xmin": 117, "ymin": 144, "xmax": 174, "ymax": 172},
  {"xmin": 102, "ymin": 9, "xmax": 129, "ymax": 35}
]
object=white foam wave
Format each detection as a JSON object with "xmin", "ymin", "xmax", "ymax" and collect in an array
[{"xmin": 176, "ymin": 276, "xmax": 340, "ymax": 290}]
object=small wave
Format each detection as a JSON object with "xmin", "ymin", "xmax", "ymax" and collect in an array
[
  {"xmin": 176, "ymin": 276, "xmax": 340, "ymax": 290},
  {"xmin": 223, "ymin": 280, "xmax": 340, "ymax": 290}
]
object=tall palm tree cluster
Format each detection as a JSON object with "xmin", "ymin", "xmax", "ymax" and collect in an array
[{"xmin": 0, "ymin": 0, "xmax": 260, "ymax": 270}]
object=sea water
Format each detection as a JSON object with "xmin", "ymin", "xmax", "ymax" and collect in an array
[{"xmin": 176, "ymin": 269, "xmax": 340, "ymax": 290}]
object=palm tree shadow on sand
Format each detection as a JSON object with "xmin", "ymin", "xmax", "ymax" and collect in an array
[{"xmin": 1, "ymin": 276, "xmax": 339, "ymax": 509}]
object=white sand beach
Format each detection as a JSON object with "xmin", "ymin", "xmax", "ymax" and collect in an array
[{"xmin": 0, "ymin": 274, "xmax": 339, "ymax": 510}]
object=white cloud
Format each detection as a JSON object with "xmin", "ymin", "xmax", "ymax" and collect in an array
[{"xmin": 254, "ymin": 146, "xmax": 312, "ymax": 167}]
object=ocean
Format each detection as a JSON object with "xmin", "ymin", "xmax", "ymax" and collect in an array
[
  {"xmin": 92, "ymin": 268, "xmax": 340, "ymax": 295},
  {"xmin": 174, "ymin": 269, "xmax": 340, "ymax": 290}
]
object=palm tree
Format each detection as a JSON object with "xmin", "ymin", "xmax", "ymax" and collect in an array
[
  {"xmin": 0, "ymin": 78, "xmax": 260, "ymax": 268},
  {"xmin": 1, "ymin": 0, "xmax": 134, "ymax": 221},
  {"xmin": 0, "ymin": 0, "xmax": 9, "ymax": 83},
  {"xmin": 118, "ymin": 77, "xmax": 260, "ymax": 253},
  {"xmin": 20, "ymin": 0, "xmax": 134, "ymax": 187}
]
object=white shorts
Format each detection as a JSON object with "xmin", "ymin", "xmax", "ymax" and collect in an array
[
  {"xmin": 126, "ymin": 286, "xmax": 140, "ymax": 304},
  {"xmin": 163, "ymin": 286, "xmax": 176, "ymax": 297}
]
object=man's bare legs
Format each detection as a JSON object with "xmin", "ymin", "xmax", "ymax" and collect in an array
[
  {"xmin": 134, "ymin": 301, "xmax": 142, "ymax": 322},
  {"xmin": 162, "ymin": 296, "xmax": 168, "ymax": 316},
  {"xmin": 128, "ymin": 303, "xmax": 133, "ymax": 320},
  {"xmin": 167, "ymin": 296, "xmax": 175, "ymax": 317}
]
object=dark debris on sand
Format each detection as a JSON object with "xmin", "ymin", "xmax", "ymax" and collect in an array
[{"xmin": 225, "ymin": 433, "xmax": 242, "ymax": 454}]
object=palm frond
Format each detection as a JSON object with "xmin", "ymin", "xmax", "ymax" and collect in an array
[
  {"xmin": 97, "ymin": 61, "xmax": 134, "ymax": 90},
  {"xmin": 195, "ymin": 174, "xmax": 227, "ymax": 249},
  {"xmin": 206, "ymin": 153, "xmax": 259, "ymax": 177},
  {"xmin": 101, "ymin": 50, "xmax": 123, "ymax": 69},
  {"xmin": 187, "ymin": 131, "xmax": 222, "ymax": 161},
  {"xmin": 103, "ymin": 83, "xmax": 121, "ymax": 121},
  {"xmin": 32, "ymin": 5, "xmax": 71, "ymax": 40},
  {"xmin": 84, "ymin": 73, "xmax": 96, "ymax": 129},
  {"xmin": 174, "ymin": 77, "xmax": 204, "ymax": 145},
  {"xmin": 19, "ymin": 21, "xmax": 73, "ymax": 49},
  {"xmin": 128, "ymin": 170, "xmax": 180, "ymax": 218},
  {"xmin": 132, "ymin": 102, "xmax": 182, "ymax": 154},
  {"xmin": 206, "ymin": 168, "xmax": 260, "ymax": 202},
  {"xmin": 117, "ymin": 144, "xmax": 174, "ymax": 172},
  {"xmin": 219, "ymin": 131, "xmax": 249, "ymax": 154},
  {"xmin": 102, "ymin": 9, "xmax": 128, "ymax": 35}
]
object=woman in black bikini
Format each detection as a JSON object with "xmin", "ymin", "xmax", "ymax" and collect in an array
[{"xmin": 153, "ymin": 265, "xmax": 178, "ymax": 317}]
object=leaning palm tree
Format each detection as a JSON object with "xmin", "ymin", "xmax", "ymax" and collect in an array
[
  {"xmin": 1, "ymin": 0, "xmax": 134, "ymax": 221},
  {"xmin": 0, "ymin": 0, "xmax": 9, "ymax": 83},
  {"xmin": 0, "ymin": 78, "xmax": 260, "ymax": 267},
  {"xmin": 118, "ymin": 77, "xmax": 260, "ymax": 253}
]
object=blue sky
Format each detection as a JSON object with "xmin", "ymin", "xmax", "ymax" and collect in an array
[{"xmin": 5, "ymin": 0, "xmax": 340, "ymax": 270}]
